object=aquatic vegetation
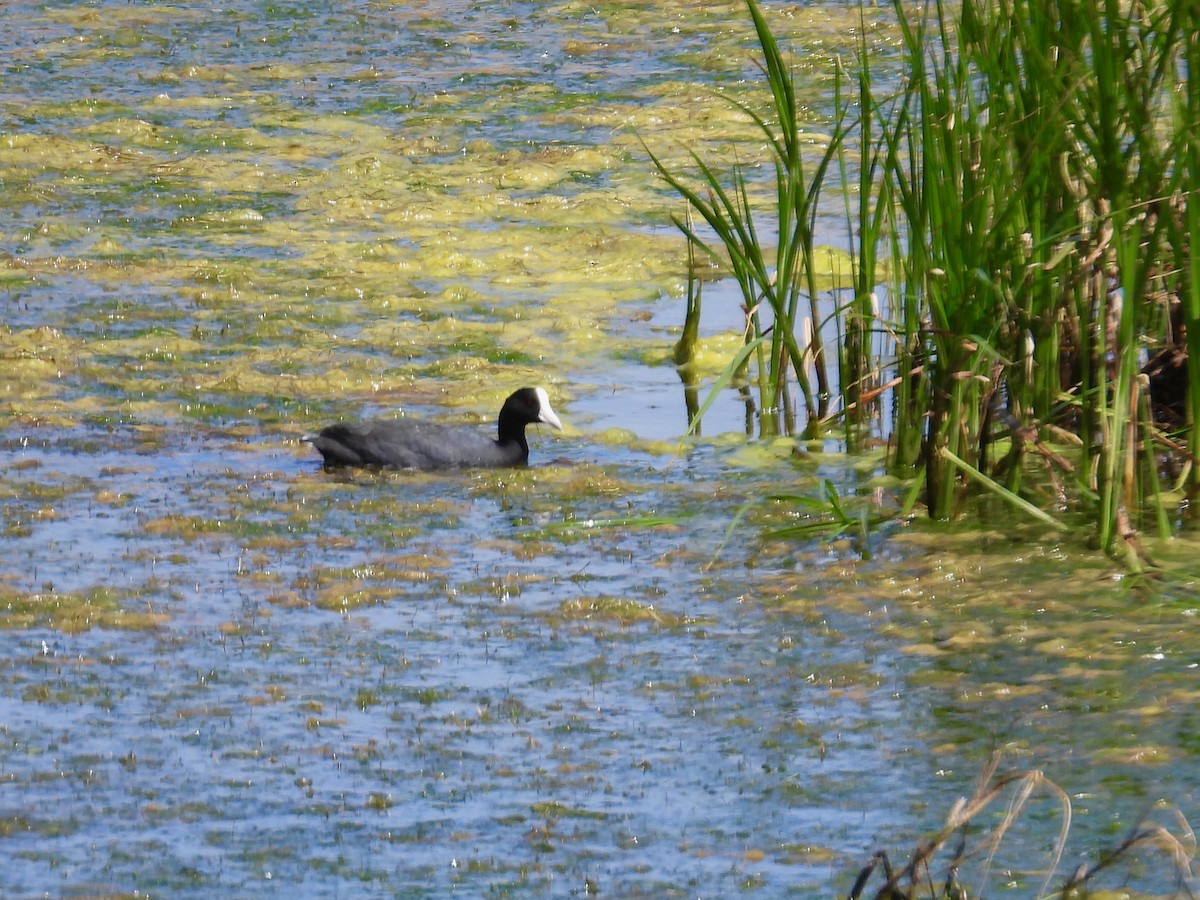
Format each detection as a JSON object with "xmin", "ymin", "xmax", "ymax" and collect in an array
[
  {"xmin": 551, "ymin": 595, "xmax": 687, "ymax": 627},
  {"xmin": 658, "ymin": 0, "xmax": 1200, "ymax": 567},
  {"xmin": 0, "ymin": 0, "xmax": 1197, "ymax": 897}
]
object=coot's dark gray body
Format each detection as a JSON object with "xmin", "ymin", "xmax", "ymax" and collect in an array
[{"xmin": 305, "ymin": 386, "xmax": 562, "ymax": 470}]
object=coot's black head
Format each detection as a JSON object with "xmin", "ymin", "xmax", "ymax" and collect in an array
[{"xmin": 499, "ymin": 387, "xmax": 562, "ymax": 440}]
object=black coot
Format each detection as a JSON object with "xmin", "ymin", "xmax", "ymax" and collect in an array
[{"xmin": 304, "ymin": 386, "xmax": 563, "ymax": 470}]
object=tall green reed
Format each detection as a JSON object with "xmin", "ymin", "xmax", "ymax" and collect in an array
[
  {"xmin": 1183, "ymin": 30, "xmax": 1200, "ymax": 493},
  {"xmin": 647, "ymin": 0, "xmax": 847, "ymax": 437},
  {"xmin": 834, "ymin": 45, "xmax": 890, "ymax": 451},
  {"xmin": 656, "ymin": 0, "xmax": 1197, "ymax": 559},
  {"xmin": 895, "ymin": 0, "xmax": 1194, "ymax": 552},
  {"xmin": 880, "ymin": 0, "xmax": 1020, "ymax": 519}
]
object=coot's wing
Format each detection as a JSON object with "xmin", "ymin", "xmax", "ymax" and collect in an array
[{"xmin": 311, "ymin": 420, "xmax": 515, "ymax": 469}]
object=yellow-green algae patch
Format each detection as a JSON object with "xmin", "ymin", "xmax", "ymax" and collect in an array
[
  {"xmin": 0, "ymin": 326, "xmax": 88, "ymax": 392},
  {"xmin": 312, "ymin": 583, "xmax": 409, "ymax": 612},
  {"xmin": 0, "ymin": 23, "xmax": 833, "ymax": 447},
  {"xmin": 477, "ymin": 463, "xmax": 640, "ymax": 502},
  {"xmin": 552, "ymin": 596, "xmax": 688, "ymax": 627},
  {"xmin": 0, "ymin": 586, "xmax": 168, "ymax": 632},
  {"xmin": 301, "ymin": 552, "xmax": 454, "ymax": 612},
  {"xmin": 0, "ymin": 0, "xmax": 883, "ymax": 440},
  {"xmin": 530, "ymin": 800, "xmax": 607, "ymax": 821}
]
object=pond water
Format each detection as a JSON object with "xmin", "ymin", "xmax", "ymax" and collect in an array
[{"xmin": 2, "ymin": 0, "xmax": 1198, "ymax": 897}]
